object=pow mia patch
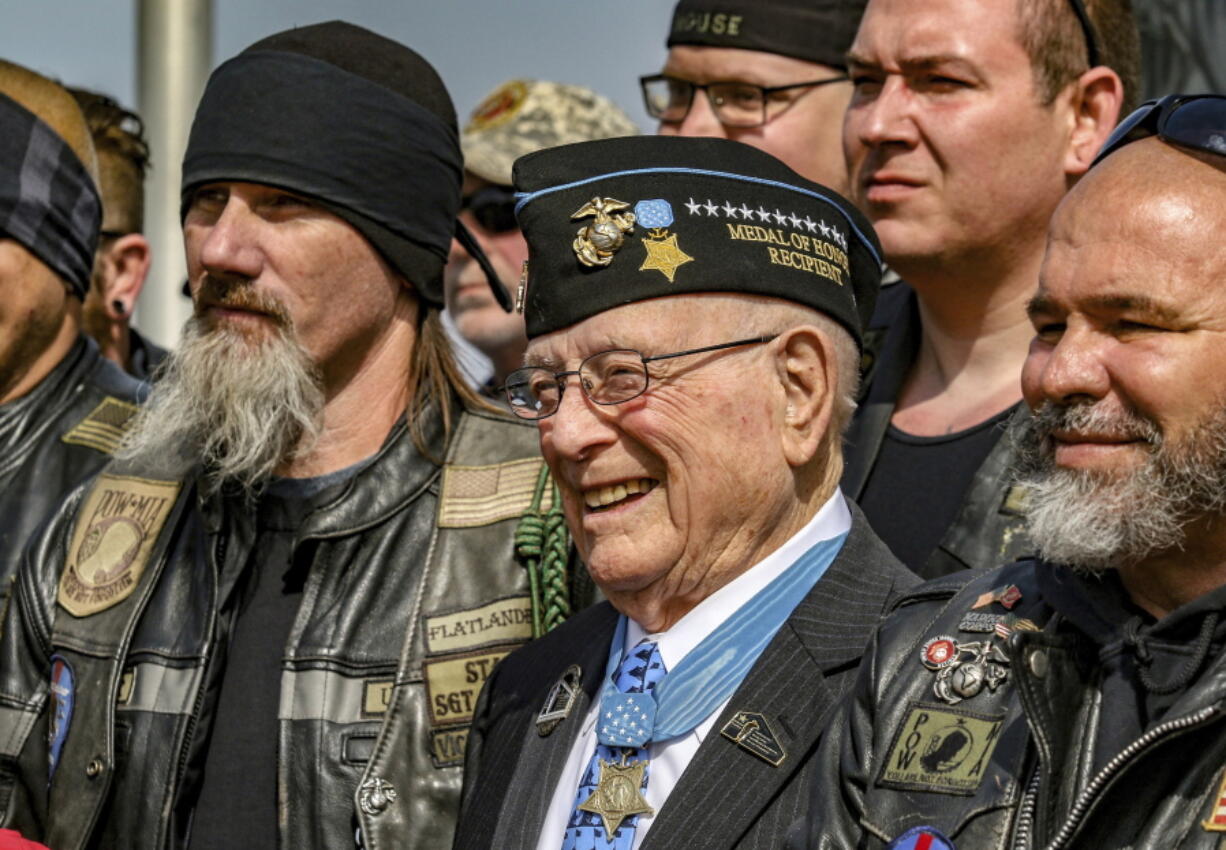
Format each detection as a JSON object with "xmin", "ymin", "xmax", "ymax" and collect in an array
[
  {"xmin": 58, "ymin": 474, "xmax": 181, "ymax": 618},
  {"xmin": 878, "ymin": 702, "xmax": 1005, "ymax": 795}
]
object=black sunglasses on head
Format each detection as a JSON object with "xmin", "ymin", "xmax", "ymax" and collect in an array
[
  {"xmin": 460, "ymin": 185, "xmax": 519, "ymax": 234},
  {"xmin": 1092, "ymin": 94, "xmax": 1226, "ymax": 168}
]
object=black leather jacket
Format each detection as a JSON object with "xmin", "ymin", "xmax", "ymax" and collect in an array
[
  {"xmin": 0, "ymin": 335, "xmax": 143, "ymax": 588},
  {"xmin": 0, "ymin": 402, "xmax": 586, "ymax": 850},
  {"xmin": 808, "ymin": 561, "xmax": 1226, "ymax": 849},
  {"xmin": 844, "ymin": 284, "xmax": 1034, "ymax": 578}
]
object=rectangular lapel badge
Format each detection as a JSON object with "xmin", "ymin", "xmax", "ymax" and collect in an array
[
  {"xmin": 720, "ymin": 711, "xmax": 786, "ymax": 767},
  {"xmin": 878, "ymin": 702, "xmax": 1005, "ymax": 795},
  {"xmin": 58, "ymin": 474, "xmax": 181, "ymax": 618}
]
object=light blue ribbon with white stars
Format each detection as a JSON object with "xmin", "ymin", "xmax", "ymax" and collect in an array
[{"xmin": 596, "ymin": 531, "xmax": 847, "ymax": 748}]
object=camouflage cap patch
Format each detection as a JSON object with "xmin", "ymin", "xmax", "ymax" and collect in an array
[{"xmin": 461, "ymin": 79, "xmax": 639, "ymax": 186}]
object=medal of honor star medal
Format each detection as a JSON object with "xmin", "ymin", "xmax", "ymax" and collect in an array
[{"xmin": 577, "ymin": 749, "xmax": 654, "ymax": 839}]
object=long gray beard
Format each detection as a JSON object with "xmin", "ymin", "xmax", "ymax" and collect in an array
[
  {"xmin": 117, "ymin": 315, "xmax": 324, "ymax": 497},
  {"xmin": 1013, "ymin": 401, "xmax": 1226, "ymax": 573}
]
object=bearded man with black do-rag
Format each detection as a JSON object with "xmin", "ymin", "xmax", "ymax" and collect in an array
[{"xmin": 0, "ymin": 22, "xmax": 588, "ymax": 850}]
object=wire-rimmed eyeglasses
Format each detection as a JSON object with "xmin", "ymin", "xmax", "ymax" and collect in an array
[
  {"xmin": 639, "ymin": 74, "xmax": 849, "ymax": 129},
  {"xmin": 504, "ymin": 335, "xmax": 777, "ymax": 420}
]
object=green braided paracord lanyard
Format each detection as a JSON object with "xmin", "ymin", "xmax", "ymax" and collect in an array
[{"xmin": 514, "ymin": 463, "xmax": 572, "ymax": 638}]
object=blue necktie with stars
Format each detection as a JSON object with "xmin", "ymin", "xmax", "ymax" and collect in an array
[{"xmin": 561, "ymin": 640, "xmax": 667, "ymax": 850}]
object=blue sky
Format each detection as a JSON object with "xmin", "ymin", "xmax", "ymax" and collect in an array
[{"xmin": 0, "ymin": 0, "xmax": 674, "ymax": 130}]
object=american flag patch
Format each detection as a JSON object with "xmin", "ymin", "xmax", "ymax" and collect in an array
[{"xmin": 1202, "ymin": 768, "xmax": 1226, "ymax": 831}]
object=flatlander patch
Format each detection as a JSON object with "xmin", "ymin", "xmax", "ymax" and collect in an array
[
  {"xmin": 58, "ymin": 474, "xmax": 180, "ymax": 617},
  {"xmin": 879, "ymin": 702, "xmax": 1004, "ymax": 795}
]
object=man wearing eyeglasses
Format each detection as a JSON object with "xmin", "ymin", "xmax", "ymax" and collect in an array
[
  {"xmin": 445, "ymin": 80, "xmax": 638, "ymax": 395},
  {"xmin": 839, "ymin": 0, "xmax": 1140, "ymax": 579},
  {"xmin": 641, "ymin": 0, "xmax": 862, "ymax": 194},
  {"xmin": 453, "ymin": 135, "xmax": 916, "ymax": 850},
  {"xmin": 803, "ymin": 96, "xmax": 1226, "ymax": 849}
]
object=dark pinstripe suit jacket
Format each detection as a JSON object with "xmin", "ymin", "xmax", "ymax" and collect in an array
[{"xmin": 453, "ymin": 505, "xmax": 916, "ymax": 850}]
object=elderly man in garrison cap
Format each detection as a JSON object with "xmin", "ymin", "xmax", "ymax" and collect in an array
[
  {"xmin": 804, "ymin": 97, "xmax": 1226, "ymax": 849},
  {"xmin": 0, "ymin": 63, "xmax": 143, "ymax": 589},
  {"xmin": 0, "ymin": 22, "xmax": 587, "ymax": 850},
  {"xmin": 446, "ymin": 79, "xmax": 638, "ymax": 394},
  {"xmin": 453, "ymin": 135, "xmax": 916, "ymax": 850},
  {"xmin": 641, "ymin": 0, "xmax": 863, "ymax": 193}
]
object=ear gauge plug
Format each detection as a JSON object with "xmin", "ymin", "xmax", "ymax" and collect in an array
[{"xmin": 112, "ymin": 300, "xmax": 127, "ymax": 317}]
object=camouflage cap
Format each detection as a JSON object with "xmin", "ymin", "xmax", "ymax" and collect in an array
[{"xmin": 461, "ymin": 79, "xmax": 639, "ymax": 187}]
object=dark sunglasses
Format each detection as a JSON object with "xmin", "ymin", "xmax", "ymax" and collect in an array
[
  {"xmin": 460, "ymin": 185, "xmax": 519, "ymax": 234},
  {"xmin": 1092, "ymin": 94, "xmax": 1226, "ymax": 167}
]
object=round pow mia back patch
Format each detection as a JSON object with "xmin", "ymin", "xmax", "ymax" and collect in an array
[{"xmin": 57, "ymin": 474, "xmax": 181, "ymax": 618}]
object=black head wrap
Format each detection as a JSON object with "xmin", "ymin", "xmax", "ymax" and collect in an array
[
  {"xmin": 667, "ymin": 0, "xmax": 868, "ymax": 71},
  {"xmin": 182, "ymin": 21, "xmax": 506, "ymax": 306},
  {"xmin": 513, "ymin": 136, "xmax": 882, "ymax": 347},
  {"xmin": 0, "ymin": 93, "xmax": 100, "ymax": 299}
]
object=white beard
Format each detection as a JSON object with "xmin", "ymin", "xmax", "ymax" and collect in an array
[
  {"xmin": 117, "ymin": 313, "xmax": 324, "ymax": 497},
  {"xmin": 1013, "ymin": 401, "xmax": 1226, "ymax": 573}
]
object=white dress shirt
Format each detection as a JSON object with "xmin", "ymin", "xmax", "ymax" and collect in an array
[{"xmin": 535, "ymin": 490, "xmax": 852, "ymax": 850}]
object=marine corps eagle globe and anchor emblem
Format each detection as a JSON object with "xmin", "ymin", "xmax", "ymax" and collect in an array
[{"xmin": 572, "ymin": 197, "xmax": 635, "ymax": 267}]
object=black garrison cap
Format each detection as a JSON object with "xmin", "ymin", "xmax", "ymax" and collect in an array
[
  {"xmin": 512, "ymin": 135, "xmax": 882, "ymax": 346},
  {"xmin": 667, "ymin": 0, "xmax": 869, "ymax": 71}
]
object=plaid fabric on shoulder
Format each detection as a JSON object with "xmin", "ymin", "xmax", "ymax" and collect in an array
[{"xmin": 0, "ymin": 92, "xmax": 100, "ymax": 298}]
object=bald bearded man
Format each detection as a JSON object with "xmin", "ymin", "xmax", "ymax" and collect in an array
[
  {"xmin": 808, "ymin": 98, "xmax": 1226, "ymax": 849},
  {"xmin": 0, "ymin": 61, "xmax": 142, "ymax": 588}
]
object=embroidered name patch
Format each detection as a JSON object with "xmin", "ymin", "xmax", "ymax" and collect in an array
[
  {"xmin": 424, "ymin": 596, "xmax": 533, "ymax": 654},
  {"xmin": 362, "ymin": 679, "xmax": 395, "ymax": 717},
  {"xmin": 423, "ymin": 648, "xmax": 512, "ymax": 728},
  {"xmin": 437, "ymin": 458, "xmax": 553, "ymax": 528},
  {"xmin": 430, "ymin": 727, "xmax": 470, "ymax": 768},
  {"xmin": 60, "ymin": 397, "xmax": 139, "ymax": 455},
  {"xmin": 58, "ymin": 475, "xmax": 181, "ymax": 617},
  {"xmin": 878, "ymin": 702, "xmax": 1005, "ymax": 796}
]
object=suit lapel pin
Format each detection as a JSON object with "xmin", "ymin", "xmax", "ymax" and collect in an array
[
  {"xmin": 537, "ymin": 664, "xmax": 582, "ymax": 736},
  {"xmin": 720, "ymin": 710, "xmax": 786, "ymax": 767}
]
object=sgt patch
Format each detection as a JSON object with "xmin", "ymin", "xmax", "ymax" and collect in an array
[
  {"xmin": 886, "ymin": 826, "xmax": 956, "ymax": 850},
  {"xmin": 878, "ymin": 702, "xmax": 1005, "ymax": 795},
  {"xmin": 48, "ymin": 654, "xmax": 75, "ymax": 781},
  {"xmin": 60, "ymin": 397, "xmax": 139, "ymax": 455},
  {"xmin": 58, "ymin": 475, "xmax": 181, "ymax": 617},
  {"xmin": 423, "ymin": 647, "xmax": 512, "ymax": 728},
  {"xmin": 1202, "ymin": 767, "xmax": 1226, "ymax": 831},
  {"xmin": 437, "ymin": 458, "xmax": 553, "ymax": 528}
]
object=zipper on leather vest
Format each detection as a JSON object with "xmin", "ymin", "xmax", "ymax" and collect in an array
[
  {"xmin": 1024, "ymin": 705, "xmax": 1219, "ymax": 850},
  {"xmin": 169, "ymin": 523, "xmax": 227, "ymax": 840}
]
